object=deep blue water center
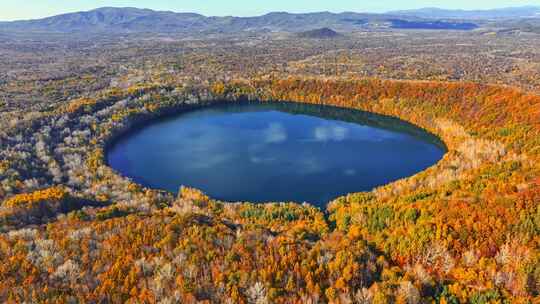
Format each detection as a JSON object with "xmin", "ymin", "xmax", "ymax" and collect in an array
[{"xmin": 107, "ymin": 102, "xmax": 446, "ymax": 207}]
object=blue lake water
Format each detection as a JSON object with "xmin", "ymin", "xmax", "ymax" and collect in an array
[{"xmin": 107, "ymin": 102, "xmax": 446, "ymax": 207}]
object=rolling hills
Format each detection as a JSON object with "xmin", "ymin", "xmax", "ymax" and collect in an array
[
  {"xmin": 297, "ymin": 28, "xmax": 343, "ymax": 39},
  {"xmin": 0, "ymin": 7, "xmax": 482, "ymax": 34}
]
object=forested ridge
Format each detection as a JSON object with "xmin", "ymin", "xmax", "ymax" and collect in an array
[{"xmin": 0, "ymin": 77, "xmax": 539, "ymax": 303}]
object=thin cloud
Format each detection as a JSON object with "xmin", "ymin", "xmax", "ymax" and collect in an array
[
  {"xmin": 264, "ymin": 123, "xmax": 287, "ymax": 143},
  {"xmin": 314, "ymin": 125, "xmax": 348, "ymax": 142}
]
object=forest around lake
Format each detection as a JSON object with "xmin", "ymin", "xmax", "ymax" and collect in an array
[{"xmin": 1, "ymin": 5, "xmax": 540, "ymax": 304}]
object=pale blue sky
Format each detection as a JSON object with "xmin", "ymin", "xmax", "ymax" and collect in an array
[{"xmin": 1, "ymin": 0, "xmax": 539, "ymax": 21}]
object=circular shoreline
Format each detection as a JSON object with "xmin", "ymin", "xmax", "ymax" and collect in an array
[{"xmin": 103, "ymin": 99, "xmax": 449, "ymax": 207}]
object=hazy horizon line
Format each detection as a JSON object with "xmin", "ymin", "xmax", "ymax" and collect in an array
[{"xmin": 1, "ymin": 4, "xmax": 539, "ymax": 22}]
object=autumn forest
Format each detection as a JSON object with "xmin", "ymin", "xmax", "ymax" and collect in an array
[{"xmin": 1, "ymin": 4, "xmax": 540, "ymax": 304}]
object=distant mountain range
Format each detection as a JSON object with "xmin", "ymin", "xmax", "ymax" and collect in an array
[
  {"xmin": 389, "ymin": 6, "xmax": 540, "ymax": 19},
  {"xmin": 0, "ymin": 7, "xmax": 480, "ymax": 34},
  {"xmin": 3, "ymin": 6, "xmax": 537, "ymax": 34}
]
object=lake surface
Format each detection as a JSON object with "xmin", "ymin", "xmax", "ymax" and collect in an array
[{"xmin": 107, "ymin": 102, "xmax": 446, "ymax": 207}]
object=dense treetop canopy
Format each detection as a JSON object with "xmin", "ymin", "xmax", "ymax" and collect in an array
[{"xmin": 0, "ymin": 75, "xmax": 539, "ymax": 303}]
